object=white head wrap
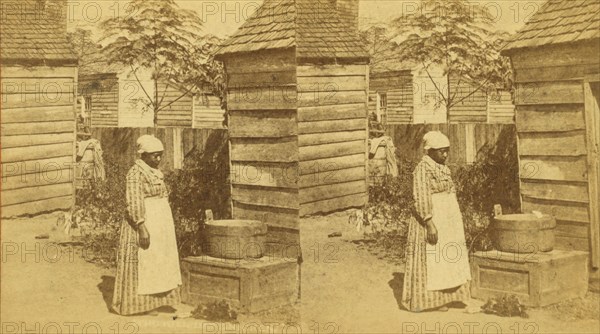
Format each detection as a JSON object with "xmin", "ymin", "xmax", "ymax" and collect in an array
[
  {"xmin": 137, "ymin": 135, "xmax": 164, "ymax": 154},
  {"xmin": 423, "ymin": 131, "xmax": 450, "ymax": 151}
]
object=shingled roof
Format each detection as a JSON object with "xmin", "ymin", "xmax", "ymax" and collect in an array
[
  {"xmin": 504, "ymin": 0, "xmax": 600, "ymax": 51},
  {"xmin": 215, "ymin": 0, "xmax": 368, "ymax": 61},
  {"xmin": 0, "ymin": 0, "xmax": 77, "ymax": 65}
]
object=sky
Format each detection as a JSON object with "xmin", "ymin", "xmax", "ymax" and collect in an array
[{"xmin": 66, "ymin": 0, "xmax": 548, "ymax": 38}]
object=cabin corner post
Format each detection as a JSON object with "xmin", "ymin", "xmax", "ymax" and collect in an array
[
  {"xmin": 71, "ymin": 66, "xmax": 78, "ymax": 210},
  {"xmin": 583, "ymin": 79, "xmax": 600, "ymax": 268},
  {"xmin": 365, "ymin": 64, "xmax": 370, "ymax": 204}
]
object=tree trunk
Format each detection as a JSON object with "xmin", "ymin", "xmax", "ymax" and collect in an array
[
  {"xmin": 154, "ymin": 78, "xmax": 159, "ymax": 129},
  {"xmin": 446, "ymin": 73, "xmax": 451, "ymax": 124}
]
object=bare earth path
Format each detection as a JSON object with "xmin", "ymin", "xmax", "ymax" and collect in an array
[{"xmin": 2, "ymin": 211, "xmax": 599, "ymax": 333}]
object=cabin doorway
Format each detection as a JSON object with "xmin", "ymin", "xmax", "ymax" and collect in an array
[{"xmin": 584, "ymin": 80, "xmax": 600, "ymax": 269}]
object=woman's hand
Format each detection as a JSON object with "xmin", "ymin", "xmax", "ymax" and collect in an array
[
  {"xmin": 425, "ymin": 220, "xmax": 438, "ymax": 245},
  {"xmin": 138, "ymin": 224, "xmax": 150, "ymax": 250}
]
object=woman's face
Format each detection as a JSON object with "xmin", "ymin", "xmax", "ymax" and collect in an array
[
  {"xmin": 142, "ymin": 151, "xmax": 163, "ymax": 168},
  {"xmin": 428, "ymin": 147, "xmax": 449, "ymax": 165}
]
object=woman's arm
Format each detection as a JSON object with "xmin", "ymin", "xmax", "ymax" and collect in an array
[
  {"xmin": 413, "ymin": 163, "xmax": 438, "ymax": 244},
  {"xmin": 126, "ymin": 168, "xmax": 150, "ymax": 249},
  {"xmin": 413, "ymin": 163, "xmax": 433, "ymax": 223},
  {"xmin": 126, "ymin": 168, "xmax": 146, "ymax": 227}
]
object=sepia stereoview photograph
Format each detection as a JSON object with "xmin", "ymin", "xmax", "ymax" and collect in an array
[{"xmin": 1, "ymin": 0, "xmax": 599, "ymax": 333}]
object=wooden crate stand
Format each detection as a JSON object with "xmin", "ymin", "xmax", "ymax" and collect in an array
[
  {"xmin": 470, "ymin": 250, "xmax": 588, "ymax": 307},
  {"xmin": 181, "ymin": 256, "xmax": 299, "ymax": 313}
]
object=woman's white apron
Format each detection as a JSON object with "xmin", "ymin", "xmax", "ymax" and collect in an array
[
  {"xmin": 137, "ymin": 197, "xmax": 182, "ymax": 295},
  {"xmin": 426, "ymin": 192, "xmax": 472, "ymax": 291}
]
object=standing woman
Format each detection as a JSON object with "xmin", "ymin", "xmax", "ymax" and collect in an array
[
  {"xmin": 112, "ymin": 135, "xmax": 182, "ymax": 315},
  {"xmin": 401, "ymin": 131, "xmax": 471, "ymax": 312}
]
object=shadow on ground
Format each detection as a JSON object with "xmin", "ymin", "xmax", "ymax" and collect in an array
[
  {"xmin": 388, "ymin": 272, "xmax": 405, "ymax": 310},
  {"xmin": 98, "ymin": 275, "xmax": 115, "ymax": 312}
]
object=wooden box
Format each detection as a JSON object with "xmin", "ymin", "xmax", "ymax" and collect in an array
[
  {"xmin": 470, "ymin": 250, "xmax": 588, "ymax": 307},
  {"xmin": 181, "ymin": 255, "xmax": 299, "ymax": 313}
]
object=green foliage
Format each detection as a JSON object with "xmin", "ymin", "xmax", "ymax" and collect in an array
[
  {"xmin": 166, "ymin": 131, "xmax": 232, "ymax": 258},
  {"xmin": 361, "ymin": 160, "xmax": 417, "ymax": 262},
  {"xmin": 99, "ymin": 0, "xmax": 225, "ymax": 125},
  {"xmin": 360, "ymin": 25, "xmax": 395, "ymax": 69},
  {"xmin": 75, "ymin": 154, "xmax": 130, "ymax": 266},
  {"xmin": 459, "ymin": 205, "xmax": 493, "ymax": 253},
  {"xmin": 388, "ymin": 0, "xmax": 513, "ymax": 110},
  {"xmin": 454, "ymin": 126, "xmax": 520, "ymax": 214},
  {"xmin": 66, "ymin": 28, "xmax": 103, "ymax": 75},
  {"xmin": 482, "ymin": 295, "xmax": 529, "ymax": 318},
  {"xmin": 191, "ymin": 300, "xmax": 238, "ymax": 322}
]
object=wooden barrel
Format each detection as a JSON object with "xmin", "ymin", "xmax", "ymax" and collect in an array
[
  {"xmin": 491, "ymin": 214, "xmax": 556, "ymax": 253},
  {"xmin": 203, "ymin": 220, "xmax": 267, "ymax": 259}
]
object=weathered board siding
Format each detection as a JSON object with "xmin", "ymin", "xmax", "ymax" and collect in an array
[
  {"xmin": 156, "ymin": 82, "xmax": 193, "ymax": 128},
  {"xmin": 297, "ymin": 64, "xmax": 368, "ymax": 216},
  {"xmin": 193, "ymin": 95, "xmax": 224, "ymax": 129},
  {"xmin": 369, "ymin": 71, "xmax": 501, "ymax": 124},
  {"xmin": 511, "ymin": 41, "xmax": 600, "ymax": 268},
  {"xmin": 223, "ymin": 50, "xmax": 300, "ymax": 256},
  {"xmin": 448, "ymin": 74, "xmax": 488, "ymax": 123},
  {"xmin": 369, "ymin": 71, "xmax": 413, "ymax": 125},
  {"xmin": 488, "ymin": 91, "xmax": 515, "ymax": 124},
  {"xmin": 79, "ymin": 74, "xmax": 119, "ymax": 127},
  {"xmin": 1, "ymin": 65, "xmax": 77, "ymax": 217}
]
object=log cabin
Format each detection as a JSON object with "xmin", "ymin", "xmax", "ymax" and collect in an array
[
  {"xmin": 215, "ymin": 0, "xmax": 369, "ymax": 255},
  {"xmin": 1, "ymin": 0, "xmax": 78, "ymax": 217},
  {"xmin": 502, "ymin": 0, "xmax": 600, "ymax": 272}
]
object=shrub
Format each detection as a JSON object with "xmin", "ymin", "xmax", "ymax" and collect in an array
[
  {"xmin": 453, "ymin": 125, "xmax": 521, "ymax": 215},
  {"xmin": 191, "ymin": 300, "xmax": 238, "ymax": 322},
  {"xmin": 482, "ymin": 295, "xmax": 529, "ymax": 318},
  {"xmin": 361, "ymin": 159, "xmax": 416, "ymax": 262},
  {"xmin": 75, "ymin": 154, "xmax": 129, "ymax": 267},
  {"xmin": 166, "ymin": 130, "xmax": 231, "ymax": 258}
]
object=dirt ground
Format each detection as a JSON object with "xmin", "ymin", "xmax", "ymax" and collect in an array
[{"xmin": 1, "ymin": 211, "xmax": 599, "ymax": 333}]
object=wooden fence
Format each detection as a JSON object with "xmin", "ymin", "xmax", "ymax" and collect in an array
[
  {"xmin": 90, "ymin": 127, "xmax": 228, "ymax": 171},
  {"xmin": 386, "ymin": 123, "xmax": 517, "ymax": 166}
]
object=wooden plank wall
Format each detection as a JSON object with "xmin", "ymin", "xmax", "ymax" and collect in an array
[
  {"xmin": 90, "ymin": 127, "xmax": 224, "ymax": 172},
  {"xmin": 79, "ymin": 75, "xmax": 119, "ymax": 127},
  {"xmin": 386, "ymin": 123, "xmax": 511, "ymax": 167},
  {"xmin": 369, "ymin": 71, "xmax": 505, "ymax": 125},
  {"xmin": 488, "ymin": 91, "xmax": 515, "ymax": 124},
  {"xmin": 223, "ymin": 50, "xmax": 300, "ymax": 257},
  {"xmin": 297, "ymin": 64, "xmax": 368, "ymax": 217},
  {"xmin": 1, "ymin": 65, "xmax": 77, "ymax": 217},
  {"xmin": 448, "ymin": 73, "xmax": 488, "ymax": 123},
  {"xmin": 511, "ymin": 41, "xmax": 599, "ymax": 262},
  {"xmin": 368, "ymin": 72, "xmax": 413, "ymax": 124},
  {"xmin": 193, "ymin": 95, "xmax": 225, "ymax": 129},
  {"xmin": 156, "ymin": 82, "xmax": 193, "ymax": 128}
]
